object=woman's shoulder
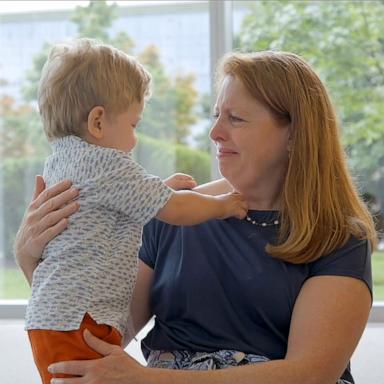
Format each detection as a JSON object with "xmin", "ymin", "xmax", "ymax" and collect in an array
[
  {"xmin": 311, "ymin": 235, "xmax": 370, "ymax": 268},
  {"xmin": 308, "ymin": 236, "xmax": 372, "ymax": 295}
]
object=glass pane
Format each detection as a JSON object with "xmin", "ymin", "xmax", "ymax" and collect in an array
[
  {"xmin": 0, "ymin": 0, "xmax": 210, "ymax": 299},
  {"xmin": 233, "ymin": 0, "xmax": 384, "ymax": 300}
]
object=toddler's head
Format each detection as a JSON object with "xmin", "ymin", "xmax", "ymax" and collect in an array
[{"xmin": 38, "ymin": 38, "xmax": 151, "ymax": 151}]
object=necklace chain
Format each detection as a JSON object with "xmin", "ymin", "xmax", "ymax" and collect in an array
[{"xmin": 245, "ymin": 215, "xmax": 280, "ymax": 227}]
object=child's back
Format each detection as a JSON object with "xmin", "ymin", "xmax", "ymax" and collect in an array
[{"xmin": 26, "ymin": 136, "xmax": 171, "ymax": 338}]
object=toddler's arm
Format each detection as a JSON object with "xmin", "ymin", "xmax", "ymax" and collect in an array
[
  {"xmin": 155, "ymin": 190, "xmax": 247, "ymax": 225},
  {"xmin": 193, "ymin": 178, "xmax": 232, "ymax": 195}
]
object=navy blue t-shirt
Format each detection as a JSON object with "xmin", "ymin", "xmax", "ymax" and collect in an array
[{"xmin": 139, "ymin": 210, "xmax": 372, "ymax": 382}]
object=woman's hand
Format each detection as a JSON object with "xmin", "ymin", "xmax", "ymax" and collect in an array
[
  {"xmin": 49, "ymin": 329, "xmax": 146, "ymax": 384},
  {"xmin": 14, "ymin": 175, "xmax": 80, "ymax": 284}
]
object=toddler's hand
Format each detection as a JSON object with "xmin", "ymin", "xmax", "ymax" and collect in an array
[
  {"xmin": 217, "ymin": 191, "xmax": 248, "ymax": 220},
  {"xmin": 164, "ymin": 173, "xmax": 197, "ymax": 191}
]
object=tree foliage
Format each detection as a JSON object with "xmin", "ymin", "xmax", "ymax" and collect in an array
[
  {"xmin": 71, "ymin": 0, "xmax": 118, "ymax": 41},
  {"xmin": 236, "ymin": 0, "xmax": 384, "ymax": 201},
  {"xmin": 19, "ymin": 0, "xmax": 198, "ymax": 147},
  {"xmin": 0, "ymin": 96, "xmax": 48, "ymax": 158},
  {"xmin": 0, "ymin": 0, "xmax": 206, "ymax": 264},
  {"xmin": 138, "ymin": 45, "xmax": 198, "ymax": 143}
]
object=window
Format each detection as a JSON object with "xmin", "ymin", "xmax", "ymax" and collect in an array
[
  {"xmin": 0, "ymin": 0, "xmax": 210, "ymax": 300},
  {"xmin": 0, "ymin": 0, "xmax": 382, "ymax": 316}
]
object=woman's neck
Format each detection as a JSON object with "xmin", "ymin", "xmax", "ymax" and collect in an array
[
  {"xmin": 245, "ymin": 195, "xmax": 281, "ymax": 211},
  {"xmin": 234, "ymin": 181, "xmax": 283, "ymax": 211}
]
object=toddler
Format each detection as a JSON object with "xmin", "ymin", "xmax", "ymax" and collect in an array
[{"xmin": 25, "ymin": 38, "xmax": 247, "ymax": 383}]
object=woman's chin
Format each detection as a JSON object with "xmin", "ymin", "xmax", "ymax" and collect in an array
[
  {"xmin": 219, "ymin": 168, "xmax": 236, "ymax": 185},
  {"xmin": 218, "ymin": 166, "xmax": 228, "ymax": 178}
]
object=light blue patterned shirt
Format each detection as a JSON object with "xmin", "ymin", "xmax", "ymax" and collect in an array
[{"xmin": 25, "ymin": 136, "xmax": 173, "ymax": 338}]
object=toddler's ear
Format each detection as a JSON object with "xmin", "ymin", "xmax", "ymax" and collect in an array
[{"xmin": 87, "ymin": 106, "xmax": 105, "ymax": 139}]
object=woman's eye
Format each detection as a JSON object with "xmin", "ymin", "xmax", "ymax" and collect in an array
[
  {"xmin": 229, "ymin": 115, "xmax": 243, "ymax": 122},
  {"xmin": 212, "ymin": 113, "xmax": 219, "ymax": 119}
]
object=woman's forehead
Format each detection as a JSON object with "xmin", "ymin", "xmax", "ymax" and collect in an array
[{"xmin": 215, "ymin": 76, "xmax": 259, "ymax": 111}]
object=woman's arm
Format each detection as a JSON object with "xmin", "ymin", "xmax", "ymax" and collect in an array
[
  {"xmin": 130, "ymin": 260, "xmax": 154, "ymax": 336},
  {"xmin": 48, "ymin": 274, "xmax": 371, "ymax": 384},
  {"xmin": 14, "ymin": 175, "xmax": 80, "ymax": 285},
  {"xmin": 284, "ymin": 275, "xmax": 371, "ymax": 382}
]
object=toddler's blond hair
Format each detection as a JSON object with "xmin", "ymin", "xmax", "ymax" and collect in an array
[{"xmin": 38, "ymin": 38, "xmax": 151, "ymax": 140}]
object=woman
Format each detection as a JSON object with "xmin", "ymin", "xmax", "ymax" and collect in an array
[{"xmin": 15, "ymin": 51, "xmax": 376, "ymax": 384}]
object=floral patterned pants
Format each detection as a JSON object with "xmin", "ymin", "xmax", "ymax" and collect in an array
[{"xmin": 147, "ymin": 349, "xmax": 352, "ymax": 384}]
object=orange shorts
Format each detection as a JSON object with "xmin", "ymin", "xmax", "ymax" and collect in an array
[{"xmin": 27, "ymin": 313, "xmax": 122, "ymax": 384}]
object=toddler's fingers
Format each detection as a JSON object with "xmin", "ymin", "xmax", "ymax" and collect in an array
[
  {"xmin": 179, "ymin": 175, "xmax": 195, "ymax": 181},
  {"xmin": 172, "ymin": 173, "xmax": 195, "ymax": 180},
  {"xmin": 186, "ymin": 179, "xmax": 197, "ymax": 186}
]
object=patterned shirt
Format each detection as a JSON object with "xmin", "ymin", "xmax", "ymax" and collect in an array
[{"xmin": 25, "ymin": 135, "xmax": 173, "ymax": 338}]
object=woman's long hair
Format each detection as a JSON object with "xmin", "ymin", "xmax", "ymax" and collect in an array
[{"xmin": 217, "ymin": 51, "xmax": 377, "ymax": 263}]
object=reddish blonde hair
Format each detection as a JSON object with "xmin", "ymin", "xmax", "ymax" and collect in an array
[{"xmin": 217, "ymin": 51, "xmax": 377, "ymax": 263}]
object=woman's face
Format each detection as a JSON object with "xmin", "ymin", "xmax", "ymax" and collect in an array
[{"xmin": 210, "ymin": 75, "xmax": 290, "ymax": 198}]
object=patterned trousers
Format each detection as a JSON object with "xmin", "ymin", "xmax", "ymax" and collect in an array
[{"xmin": 147, "ymin": 349, "xmax": 352, "ymax": 384}]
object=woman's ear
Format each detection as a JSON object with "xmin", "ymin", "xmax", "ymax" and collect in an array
[
  {"xmin": 87, "ymin": 106, "xmax": 105, "ymax": 139},
  {"xmin": 286, "ymin": 124, "xmax": 293, "ymax": 152},
  {"xmin": 285, "ymin": 124, "xmax": 293, "ymax": 159},
  {"xmin": 287, "ymin": 137, "xmax": 292, "ymax": 153}
]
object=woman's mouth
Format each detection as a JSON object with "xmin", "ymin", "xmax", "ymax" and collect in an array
[{"xmin": 217, "ymin": 148, "xmax": 238, "ymax": 158}]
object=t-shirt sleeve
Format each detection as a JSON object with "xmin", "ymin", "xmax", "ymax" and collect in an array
[
  {"xmin": 308, "ymin": 236, "xmax": 373, "ymax": 300},
  {"xmin": 95, "ymin": 154, "xmax": 173, "ymax": 226}
]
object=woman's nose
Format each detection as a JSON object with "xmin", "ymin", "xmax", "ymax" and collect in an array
[{"xmin": 209, "ymin": 117, "xmax": 226, "ymax": 142}]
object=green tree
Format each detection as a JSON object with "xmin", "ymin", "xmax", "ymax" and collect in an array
[
  {"xmin": 236, "ymin": 0, "xmax": 384, "ymax": 202},
  {"xmin": 71, "ymin": 0, "xmax": 118, "ymax": 41},
  {"xmin": 138, "ymin": 45, "xmax": 198, "ymax": 143},
  {"xmin": 20, "ymin": 0, "xmax": 198, "ymax": 146},
  {"xmin": 193, "ymin": 93, "xmax": 212, "ymax": 152},
  {"xmin": 0, "ymin": 0, "xmax": 208, "ymax": 268},
  {"xmin": 0, "ymin": 96, "xmax": 48, "ymax": 158},
  {"xmin": 23, "ymin": 43, "xmax": 52, "ymax": 102}
]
